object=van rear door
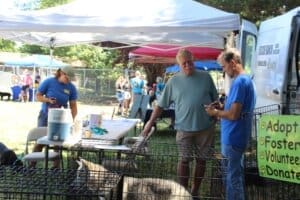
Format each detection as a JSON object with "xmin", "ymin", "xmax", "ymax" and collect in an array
[
  {"xmin": 285, "ymin": 11, "xmax": 300, "ymax": 114},
  {"xmin": 253, "ymin": 8, "xmax": 300, "ymax": 113}
]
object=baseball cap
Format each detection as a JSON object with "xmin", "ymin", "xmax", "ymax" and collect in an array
[{"xmin": 61, "ymin": 66, "xmax": 75, "ymax": 81}]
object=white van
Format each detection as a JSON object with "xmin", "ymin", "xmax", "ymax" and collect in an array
[{"xmin": 235, "ymin": 7, "xmax": 300, "ymax": 114}]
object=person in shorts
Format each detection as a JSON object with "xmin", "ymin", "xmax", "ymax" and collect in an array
[
  {"xmin": 122, "ymin": 79, "xmax": 131, "ymax": 116},
  {"xmin": 115, "ymin": 75, "xmax": 126, "ymax": 115},
  {"xmin": 142, "ymin": 48, "xmax": 218, "ymax": 199},
  {"xmin": 20, "ymin": 69, "xmax": 33, "ymax": 102}
]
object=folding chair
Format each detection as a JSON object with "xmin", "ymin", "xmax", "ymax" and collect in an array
[
  {"xmin": 98, "ymin": 126, "xmax": 155, "ymax": 172},
  {"xmin": 23, "ymin": 127, "xmax": 62, "ymax": 168}
]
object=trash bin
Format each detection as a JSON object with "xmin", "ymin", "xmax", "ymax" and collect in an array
[{"xmin": 11, "ymin": 86, "xmax": 21, "ymax": 101}]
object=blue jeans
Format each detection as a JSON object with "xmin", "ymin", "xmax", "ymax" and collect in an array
[
  {"xmin": 37, "ymin": 110, "xmax": 48, "ymax": 127},
  {"xmin": 221, "ymin": 144, "xmax": 245, "ymax": 200}
]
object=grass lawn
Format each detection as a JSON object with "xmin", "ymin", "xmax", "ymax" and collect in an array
[{"xmin": 0, "ymin": 100, "xmax": 118, "ymax": 156}]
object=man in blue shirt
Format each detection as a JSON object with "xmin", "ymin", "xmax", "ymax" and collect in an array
[
  {"xmin": 143, "ymin": 49, "xmax": 218, "ymax": 199},
  {"xmin": 205, "ymin": 48, "xmax": 256, "ymax": 200}
]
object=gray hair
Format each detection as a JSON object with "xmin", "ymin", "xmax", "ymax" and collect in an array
[
  {"xmin": 176, "ymin": 48, "xmax": 193, "ymax": 63},
  {"xmin": 218, "ymin": 48, "xmax": 242, "ymax": 64}
]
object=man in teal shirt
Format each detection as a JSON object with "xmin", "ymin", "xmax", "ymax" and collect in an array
[{"xmin": 143, "ymin": 49, "xmax": 218, "ymax": 198}]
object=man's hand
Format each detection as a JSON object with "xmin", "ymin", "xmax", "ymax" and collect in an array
[
  {"xmin": 48, "ymin": 97, "xmax": 56, "ymax": 104},
  {"xmin": 204, "ymin": 103, "xmax": 220, "ymax": 119},
  {"xmin": 205, "ymin": 105, "xmax": 216, "ymax": 117},
  {"xmin": 142, "ymin": 121, "xmax": 152, "ymax": 137},
  {"xmin": 210, "ymin": 101, "xmax": 223, "ymax": 110},
  {"xmin": 142, "ymin": 105, "xmax": 162, "ymax": 136}
]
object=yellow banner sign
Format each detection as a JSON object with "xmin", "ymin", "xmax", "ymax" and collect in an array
[{"xmin": 257, "ymin": 115, "xmax": 300, "ymax": 184}]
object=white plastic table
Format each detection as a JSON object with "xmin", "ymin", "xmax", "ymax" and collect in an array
[{"xmin": 37, "ymin": 118, "xmax": 139, "ymax": 169}]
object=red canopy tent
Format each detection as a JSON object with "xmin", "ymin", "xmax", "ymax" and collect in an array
[{"xmin": 129, "ymin": 44, "xmax": 222, "ymax": 63}]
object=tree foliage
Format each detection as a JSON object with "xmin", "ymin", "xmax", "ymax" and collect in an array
[
  {"xmin": 197, "ymin": 0, "xmax": 299, "ymax": 24},
  {"xmin": 38, "ymin": 0, "xmax": 73, "ymax": 9},
  {"xmin": 0, "ymin": 39, "xmax": 16, "ymax": 52},
  {"xmin": 19, "ymin": 44, "xmax": 49, "ymax": 54},
  {"xmin": 54, "ymin": 44, "xmax": 120, "ymax": 69}
]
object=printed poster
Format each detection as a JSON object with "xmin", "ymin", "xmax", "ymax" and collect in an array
[{"xmin": 257, "ymin": 115, "xmax": 300, "ymax": 184}]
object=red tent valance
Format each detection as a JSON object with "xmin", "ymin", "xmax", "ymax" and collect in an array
[{"xmin": 129, "ymin": 44, "xmax": 222, "ymax": 62}]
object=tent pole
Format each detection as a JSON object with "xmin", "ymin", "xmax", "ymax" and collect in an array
[
  {"xmin": 49, "ymin": 37, "xmax": 55, "ymax": 76},
  {"xmin": 49, "ymin": 48, "xmax": 53, "ymax": 76},
  {"xmin": 32, "ymin": 64, "xmax": 36, "ymax": 102}
]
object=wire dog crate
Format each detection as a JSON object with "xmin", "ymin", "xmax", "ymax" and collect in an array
[
  {"xmin": 244, "ymin": 104, "xmax": 300, "ymax": 200},
  {"xmin": 65, "ymin": 143, "xmax": 226, "ymax": 200},
  {"xmin": 0, "ymin": 165, "xmax": 121, "ymax": 200}
]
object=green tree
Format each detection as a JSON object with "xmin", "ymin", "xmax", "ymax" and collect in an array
[
  {"xmin": 0, "ymin": 39, "xmax": 16, "ymax": 52},
  {"xmin": 197, "ymin": 0, "xmax": 299, "ymax": 24},
  {"xmin": 54, "ymin": 44, "xmax": 119, "ymax": 68},
  {"xmin": 19, "ymin": 44, "xmax": 49, "ymax": 54},
  {"xmin": 38, "ymin": 0, "xmax": 73, "ymax": 9}
]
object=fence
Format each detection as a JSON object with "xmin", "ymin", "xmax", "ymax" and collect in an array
[
  {"xmin": 1, "ymin": 67, "xmax": 124, "ymax": 104},
  {"xmin": 0, "ymin": 103, "xmax": 299, "ymax": 199},
  {"xmin": 0, "ymin": 165, "xmax": 121, "ymax": 200},
  {"xmin": 0, "ymin": 144, "xmax": 225, "ymax": 200},
  {"xmin": 74, "ymin": 68, "xmax": 123, "ymax": 105}
]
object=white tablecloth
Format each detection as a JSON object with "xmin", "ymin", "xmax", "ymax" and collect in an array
[
  {"xmin": 37, "ymin": 118, "xmax": 139, "ymax": 147},
  {"xmin": 88, "ymin": 118, "xmax": 139, "ymax": 140}
]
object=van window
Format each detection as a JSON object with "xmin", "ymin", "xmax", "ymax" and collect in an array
[{"xmin": 241, "ymin": 31, "xmax": 256, "ymax": 76}]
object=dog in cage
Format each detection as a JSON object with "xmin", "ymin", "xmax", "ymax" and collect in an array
[
  {"xmin": 69, "ymin": 158, "xmax": 120, "ymax": 200},
  {"xmin": 0, "ymin": 142, "xmax": 23, "ymax": 166},
  {"xmin": 71, "ymin": 158, "xmax": 193, "ymax": 200},
  {"xmin": 123, "ymin": 176, "xmax": 193, "ymax": 200}
]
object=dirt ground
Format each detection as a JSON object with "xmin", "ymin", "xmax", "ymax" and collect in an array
[{"xmin": 0, "ymin": 100, "xmax": 117, "ymax": 155}]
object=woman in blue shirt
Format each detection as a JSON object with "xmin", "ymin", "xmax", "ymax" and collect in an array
[{"xmin": 30, "ymin": 66, "xmax": 78, "ymax": 169}]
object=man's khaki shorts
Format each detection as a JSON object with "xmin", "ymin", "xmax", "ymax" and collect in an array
[{"xmin": 176, "ymin": 126, "xmax": 215, "ymax": 162}]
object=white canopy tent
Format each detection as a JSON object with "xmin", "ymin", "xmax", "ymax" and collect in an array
[{"xmin": 0, "ymin": 0, "xmax": 240, "ymax": 49}]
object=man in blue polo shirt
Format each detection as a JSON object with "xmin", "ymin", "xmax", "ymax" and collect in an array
[{"xmin": 205, "ymin": 48, "xmax": 256, "ymax": 200}]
